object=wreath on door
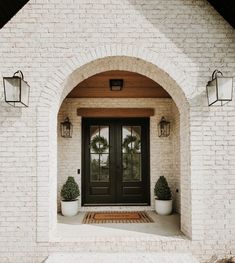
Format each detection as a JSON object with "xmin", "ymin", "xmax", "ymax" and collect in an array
[
  {"xmin": 90, "ymin": 135, "xmax": 109, "ymax": 154},
  {"xmin": 122, "ymin": 135, "xmax": 141, "ymax": 153}
]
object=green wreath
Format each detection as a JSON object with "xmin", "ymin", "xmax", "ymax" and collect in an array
[
  {"xmin": 91, "ymin": 135, "xmax": 109, "ymax": 154},
  {"xmin": 122, "ymin": 135, "xmax": 141, "ymax": 153}
]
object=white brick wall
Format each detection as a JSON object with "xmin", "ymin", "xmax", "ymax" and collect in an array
[
  {"xmin": 0, "ymin": 0, "xmax": 234, "ymax": 262},
  {"xmin": 57, "ymin": 98, "xmax": 181, "ymax": 212},
  {"xmin": 172, "ymin": 101, "xmax": 181, "ymax": 213}
]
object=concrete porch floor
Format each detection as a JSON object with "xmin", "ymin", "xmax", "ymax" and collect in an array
[{"xmin": 55, "ymin": 211, "xmax": 185, "ymax": 242}]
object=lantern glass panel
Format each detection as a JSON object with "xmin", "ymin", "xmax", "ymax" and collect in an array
[
  {"xmin": 158, "ymin": 118, "xmax": 170, "ymax": 137},
  {"xmin": 4, "ymin": 77, "xmax": 21, "ymax": 102},
  {"xmin": 206, "ymin": 79, "xmax": 217, "ymax": 106},
  {"xmin": 111, "ymin": 85, "xmax": 122, "ymax": 91},
  {"xmin": 217, "ymin": 77, "xmax": 233, "ymax": 101},
  {"xmin": 61, "ymin": 120, "xmax": 73, "ymax": 138},
  {"xmin": 20, "ymin": 79, "xmax": 30, "ymax": 107}
]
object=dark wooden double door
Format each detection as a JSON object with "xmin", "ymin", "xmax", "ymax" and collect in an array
[{"xmin": 82, "ymin": 118, "xmax": 150, "ymax": 206}]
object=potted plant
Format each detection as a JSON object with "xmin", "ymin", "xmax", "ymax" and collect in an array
[
  {"xmin": 154, "ymin": 176, "xmax": 172, "ymax": 215},
  {"xmin": 61, "ymin": 176, "xmax": 80, "ymax": 217}
]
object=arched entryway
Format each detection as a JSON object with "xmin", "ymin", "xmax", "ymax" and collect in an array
[
  {"xmin": 36, "ymin": 48, "xmax": 192, "ymax": 242},
  {"xmin": 57, "ymin": 70, "xmax": 180, "ymax": 210}
]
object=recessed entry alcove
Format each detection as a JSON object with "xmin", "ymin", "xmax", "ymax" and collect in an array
[
  {"xmin": 56, "ymin": 69, "xmax": 184, "ymax": 240},
  {"xmin": 35, "ymin": 51, "xmax": 193, "ymax": 243}
]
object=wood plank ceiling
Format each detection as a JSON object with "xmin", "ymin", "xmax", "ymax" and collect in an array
[{"xmin": 67, "ymin": 70, "xmax": 171, "ymax": 99}]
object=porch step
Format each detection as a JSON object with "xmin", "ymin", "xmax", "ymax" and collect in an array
[{"xmin": 45, "ymin": 252, "xmax": 199, "ymax": 263}]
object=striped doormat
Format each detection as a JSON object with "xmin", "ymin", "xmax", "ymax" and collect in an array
[{"xmin": 82, "ymin": 211, "xmax": 154, "ymax": 224}]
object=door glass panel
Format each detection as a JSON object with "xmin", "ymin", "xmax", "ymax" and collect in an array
[
  {"xmin": 133, "ymin": 153, "xmax": 141, "ymax": 181},
  {"xmin": 132, "ymin": 126, "xmax": 141, "ymax": 153},
  {"xmin": 90, "ymin": 154, "xmax": 99, "ymax": 181},
  {"xmin": 99, "ymin": 126, "xmax": 109, "ymax": 154},
  {"xmin": 122, "ymin": 126, "xmax": 131, "ymax": 153},
  {"xmin": 100, "ymin": 154, "xmax": 109, "ymax": 182},
  {"xmin": 122, "ymin": 126, "xmax": 142, "ymax": 182},
  {"xmin": 90, "ymin": 125, "xmax": 109, "ymax": 182},
  {"xmin": 90, "ymin": 126, "xmax": 99, "ymax": 153}
]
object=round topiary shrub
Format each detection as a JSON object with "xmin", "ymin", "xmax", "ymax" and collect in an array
[
  {"xmin": 154, "ymin": 176, "xmax": 172, "ymax": 200},
  {"xmin": 61, "ymin": 176, "xmax": 80, "ymax": 201}
]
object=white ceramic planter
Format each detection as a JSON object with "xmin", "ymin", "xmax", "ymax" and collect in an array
[
  {"xmin": 155, "ymin": 199, "xmax": 173, "ymax": 215},
  {"xmin": 61, "ymin": 199, "xmax": 79, "ymax": 217}
]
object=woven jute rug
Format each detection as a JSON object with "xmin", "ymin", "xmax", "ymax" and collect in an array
[{"xmin": 82, "ymin": 211, "xmax": 154, "ymax": 224}]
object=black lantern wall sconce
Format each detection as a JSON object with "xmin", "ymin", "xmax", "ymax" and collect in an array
[
  {"xmin": 109, "ymin": 79, "xmax": 123, "ymax": 91},
  {"xmin": 3, "ymin": 70, "xmax": 30, "ymax": 107},
  {"xmin": 158, "ymin": 116, "xmax": 170, "ymax": 137},
  {"xmin": 206, "ymin": 70, "xmax": 233, "ymax": 106},
  {"xmin": 61, "ymin": 117, "xmax": 73, "ymax": 138}
]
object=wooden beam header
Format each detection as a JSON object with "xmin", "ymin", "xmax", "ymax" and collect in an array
[{"xmin": 77, "ymin": 108, "xmax": 154, "ymax": 117}]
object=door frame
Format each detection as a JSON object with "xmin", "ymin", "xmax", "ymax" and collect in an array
[{"xmin": 81, "ymin": 117, "xmax": 150, "ymax": 206}]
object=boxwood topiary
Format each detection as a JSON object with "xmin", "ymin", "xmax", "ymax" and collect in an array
[
  {"xmin": 154, "ymin": 176, "xmax": 172, "ymax": 200},
  {"xmin": 61, "ymin": 176, "xmax": 80, "ymax": 201}
]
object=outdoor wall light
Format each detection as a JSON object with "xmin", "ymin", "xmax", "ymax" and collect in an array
[
  {"xmin": 61, "ymin": 117, "xmax": 73, "ymax": 138},
  {"xmin": 158, "ymin": 116, "xmax": 170, "ymax": 137},
  {"xmin": 206, "ymin": 69, "xmax": 233, "ymax": 106},
  {"xmin": 3, "ymin": 70, "xmax": 30, "ymax": 107},
  {"xmin": 109, "ymin": 79, "xmax": 123, "ymax": 91}
]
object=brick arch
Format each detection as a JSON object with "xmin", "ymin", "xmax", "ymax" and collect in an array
[
  {"xmin": 38, "ymin": 45, "xmax": 194, "ymax": 112},
  {"xmin": 36, "ymin": 45, "xmax": 192, "ymax": 242}
]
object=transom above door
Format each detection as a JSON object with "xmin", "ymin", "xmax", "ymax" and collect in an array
[{"xmin": 82, "ymin": 118, "xmax": 150, "ymax": 206}]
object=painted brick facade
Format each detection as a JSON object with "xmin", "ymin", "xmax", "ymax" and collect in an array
[{"xmin": 0, "ymin": 0, "xmax": 234, "ymax": 262}]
